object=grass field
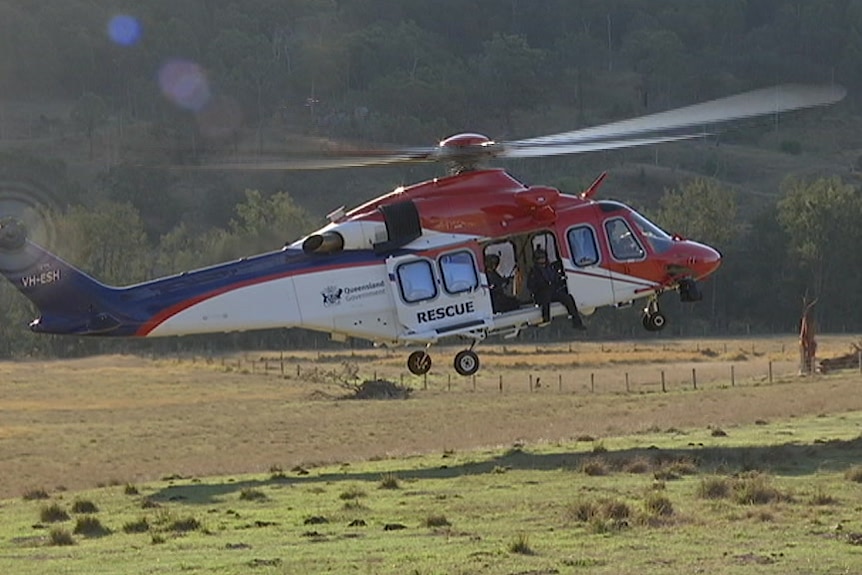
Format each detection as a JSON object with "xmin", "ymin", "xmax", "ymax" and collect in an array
[{"xmin": 2, "ymin": 335, "xmax": 862, "ymax": 573}]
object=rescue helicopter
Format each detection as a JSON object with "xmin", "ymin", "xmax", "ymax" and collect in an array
[{"xmin": 0, "ymin": 84, "xmax": 845, "ymax": 376}]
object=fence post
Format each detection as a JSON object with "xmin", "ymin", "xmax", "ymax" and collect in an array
[
  {"xmin": 692, "ymin": 368, "xmax": 697, "ymax": 390},
  {"xmin": 661, "ymin": 371, "xmax": 666, "ymax": 393},
  {"xmin": 590, "ymin": 373, "xmax": 595, "ymax": 393},
  {"xmin": 558, "ymin": 374, "xmax": 562, "ymax": 392},
  {"xmin": 731, "ymin": 365, "xmax": 735, "ymax": 387},
  {"xmin": 625, "ymin": 372, "xmax": 630, "ymax": 393},
  {"xmin": 768, "ymin": 361, "xmax": 773, "ymax": 383},
  {"xmin": 529, "ymin": 374, "xmax": 533, "ymax": 392},
  {"xmin": 448, "ymin": 374, "xmax": 451, "ymax": 391},
  {"xmin": 499, "ymin": 374, "xmax": 503, "ymax": 393}
]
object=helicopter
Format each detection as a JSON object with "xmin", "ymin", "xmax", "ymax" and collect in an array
[{"xmin": 0, "ymin": 84, "xmax": 845, "ymax": 376}]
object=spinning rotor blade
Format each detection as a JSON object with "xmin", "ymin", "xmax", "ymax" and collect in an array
[
  {"xmin": 505, "ymin": 84, "xmax": 846, "ymax": 152},
  {"xmin": 195, "ymin": 83, "xmax": 844, "ymax": 171},
  {"xmin": 198, "ymin": 147, "xmax": 439, "ymax": 171},
  {"xmin": 502, "ymin": 133, "xmax": 705, "ymax": 158}
]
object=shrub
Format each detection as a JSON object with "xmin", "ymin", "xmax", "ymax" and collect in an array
[
  {"xmin": 600, "ymin": 499, "xmax": 631, "ymax": 520},
  {"xmin": 844, "ymin": 466, "xmax": 862, "ymax": 483},
  {"xmin": 809, "ymin": 487, "xmax": 838, "ymax": 506},
  {"xmin": 239, "ymin": 488, "xmax": 268, "ymax": 502},
  {"xmin": 48, "ymin": 527, "xmax": 75, "ymax": 546},
  {"xmin": 73, "ymin": 515, "xmax": 111, "ymax": 537},
  {"xmin": 40, "ymin": 503, "xmax": 70, "ymax": 523},
  {"xmin": 122, "ymin": 518, "xmax": 150, "ymax": 534},
  {"xmin": 580, "ymin": 457, "xmax": 610, "ymax": 476},
  {"xmin": 507, "ymin": 533, "xmax": 534, "ymax": 555},
  {"xmin": 733, "ymin": 473, "xmax": 785, "ymax": 505},
  {"xmin": 339, "ymin": 486, "xmax": 367, "ymax": 500},
  {"xmin": 622, "ymin": 457, "xmax": 651, "ymax": 474},
  {"xmin": 424, "ymin": 514, "xmax": 451, "ymax": 527},
  {"xmin": 644, "ymin": 493, "xmax": 674, "ymax": 517},
  {"xmin": 566, "ymin": 498, "xmax": 630, "ymax": 526},
  {"xmin": 124, "ymin": 484, "xmax": 139, "ymax": 496},
  {"xmin": 71, "ymin": 499, "xmax": 99, "ymax": 514},
  {"xmin": 698, "ymin": 476, "xmax": 731, "ymax": 499},
  {"xmin": 379, "ymin": 473, "xmax": 400, "ymax": 490},
  {"xmin": 167, "ymin": 517, "xmax": 201, "ymax": 532},
  {"xmin": 23, "ymin": 487, "xmax": 49, "ymax": 501},
  {"xmin": 566, "ymin": 500, "xmax": 598, "ymax": 523}
]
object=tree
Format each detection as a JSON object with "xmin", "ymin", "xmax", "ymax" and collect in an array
[
  {"xmin": 70, "ymin": 92, "xmax": 108, "ymax": 160},
  {"xmin": 469, "ymin": 33, "xmax": 546, "ymax": 131},
  {"xmin": 653, "ymin": 178, "xmax": 738, "ymax": 249},
  {"xmin": 777, "ymin": 176, "xmax": 862, "ymax": 328},
  {"xmin": 652, "ymin": 178, "xmax": 738, "ymax": 329},
  {"xmin": 56, "ymin": 201, "xmax": 150, "ymax": 285}
]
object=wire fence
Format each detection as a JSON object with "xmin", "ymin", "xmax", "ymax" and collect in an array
[{"xmin": 165, "ymin": 335, "xmax": 862, "ymax": 398}]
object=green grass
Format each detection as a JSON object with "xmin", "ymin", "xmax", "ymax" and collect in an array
[{"xmin": 3, "ymin": 412, "xmax": 862, "ymax": 574}]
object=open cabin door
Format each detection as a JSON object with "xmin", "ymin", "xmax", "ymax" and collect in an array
[{"xmin": 385, "ymin": 248, "xmax": 492, "ymax": 343}]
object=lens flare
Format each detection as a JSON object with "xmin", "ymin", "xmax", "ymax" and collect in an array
[
  {"xmin": 107, "ymin": 14, "xmax": 142, "ymax": 46},
  {"xmin": 158, "ymin": 59, "xmax": 211, "ymax": 112}
]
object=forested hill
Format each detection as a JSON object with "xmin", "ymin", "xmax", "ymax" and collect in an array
[{"xmin": 1, "ymin": 0, "xmax": 861, "ymax": 356}]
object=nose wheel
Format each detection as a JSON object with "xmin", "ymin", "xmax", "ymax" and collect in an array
[{"xmin": 642, "ymin": 296, "xmax": 667, "ymax": 332}]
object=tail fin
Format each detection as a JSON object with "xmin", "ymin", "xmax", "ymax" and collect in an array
[{"xmin": 0, "ymin": 220, "xmax": 120, "ymax": 334}]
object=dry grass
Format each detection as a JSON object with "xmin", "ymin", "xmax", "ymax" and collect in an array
[{"xmin": 0, "ymin": 336, "xmax": 859, "ymax": 499}]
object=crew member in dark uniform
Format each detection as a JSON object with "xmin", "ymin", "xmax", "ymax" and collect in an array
[
  {"xmin": 485, "ymin": 254, "xmax": 519, "ymax": 313},
  {"xmin": 527, "ymin": 248, "xmax": 585, "ymax": 329}
]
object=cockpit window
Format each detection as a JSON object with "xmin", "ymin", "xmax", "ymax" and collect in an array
[
  {"xmin": 629, "ymin": 212, "xmax": 673, "ymax": 254},
  {"xmin": 605, "ymin": 218, "xmax": 645, "ymax": 261}
]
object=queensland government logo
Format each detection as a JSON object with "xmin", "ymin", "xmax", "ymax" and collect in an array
[
  {"xmin": 321, "ymin": 286, "xmax": 343, "ymax": 307},
  {"xmin": 321, "ymin": 280, "xmax": 386, "ymax": 307}
]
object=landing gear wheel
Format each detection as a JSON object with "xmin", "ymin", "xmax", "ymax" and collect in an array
[
  {"xmin": 407, "ymin": 351, "xmax": 432, "ymax": 375},
  {"xmin": 453, "ymin": 350, "xmax": 480, "ymax": 376},
  {"xmin": 643, "ymin": 312, "xmax": 667, "ymax": 332}
]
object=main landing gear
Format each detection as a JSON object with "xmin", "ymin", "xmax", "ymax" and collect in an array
[
  {"xmin": 640, "ymin": 279, "xmax": 702, "ymax": 332},
  {"xmin": 642, "ymin": 296, "xmax": 667, "ymax": 332},
  {"xmin": 406, "ymin": 344, "xmax": 481, "ymax": 377}
]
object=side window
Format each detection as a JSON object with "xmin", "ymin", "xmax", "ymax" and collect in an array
[
  {"xmin": 397, "ymin": 260, "xmax": 437, "ymax": 303},
  {"xmin": 605, "ymin": 218, "xmax": 645, "ymax": 261},
  {"xmin": 567, "ymin": 226, "xmax": 599, "ymax": 267},
  {"xmin": 439, "ymin": 250, "xmax": 478, "ymax": 294}
]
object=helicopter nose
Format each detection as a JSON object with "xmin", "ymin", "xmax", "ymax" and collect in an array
[{"xmin": 690, "ymin": 242, "xmax": 722, "ymax": 279}]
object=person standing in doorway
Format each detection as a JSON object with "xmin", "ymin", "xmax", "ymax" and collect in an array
[{"xmin": 527, "ymin": 248, "xmax": 585, "ymax": 330}]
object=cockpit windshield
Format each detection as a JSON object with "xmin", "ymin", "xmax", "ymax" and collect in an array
[{"xmin": 629, "ymin": 212, "xmax": 673, "ymax": 254}]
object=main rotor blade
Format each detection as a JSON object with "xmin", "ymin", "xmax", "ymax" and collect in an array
[
  {"xmin": 502, "ymin": 133, "xmax": 705, "ymax": 158},
  {"xmin": 195, "ymin": 147, "xmax": 438, "ymax": 171},
  {"xmin": 509, "ymin": 84, "xmax": 846, "ymax": 149}
]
